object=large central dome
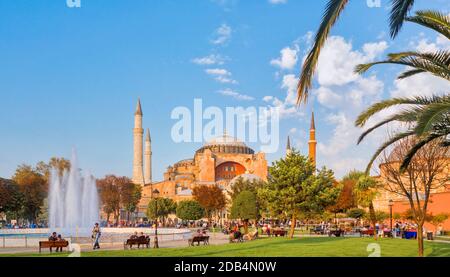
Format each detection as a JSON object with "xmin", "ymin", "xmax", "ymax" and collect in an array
[{"xmin": 196, "ymin": 134, "xmax": 255, "ymax": 154}]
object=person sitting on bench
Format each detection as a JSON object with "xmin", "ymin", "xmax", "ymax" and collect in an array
[
  {"xmin": 138, "ymin": 232, "xmax": 146, "ymax": 239},
  {"xmin": 56, "ymin": 234, "xmax": 66, "ymax": 252},
  {"xmin": 49, "ymin": 232, "xmax": 58, "ymax": 242},
  {"xmin": 130, "ymin": 232, "xmax": 138, "ymax": 240}
]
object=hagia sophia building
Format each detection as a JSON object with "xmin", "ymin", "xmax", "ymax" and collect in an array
[{"xmin": 130, "ymin": 99, "xmax": 317, "ymax": 220}]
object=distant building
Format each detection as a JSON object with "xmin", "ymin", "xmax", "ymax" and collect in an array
[
  {"xmin": 131, "ymin": 100, "xmax": 317, "ymax": 220},
  {"xmin": 373, "ymin": 152, "xmax": 450, "ymax": 231}
]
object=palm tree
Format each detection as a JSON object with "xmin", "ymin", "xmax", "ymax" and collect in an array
[
  {"xmin": 354, "ymin": 10, "xmax": 450, "ymax": 172},
  {"xmin": 297, "ymin": 0, "xmax": 415, "ymax": 104}
]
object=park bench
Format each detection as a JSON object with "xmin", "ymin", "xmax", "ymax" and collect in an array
[
  {"xmin": 39, "ymin": 241, "xmax": 69, "ymax": 253},
  {"xmin": 124, "ymin": 237, "xmax": 151, "ymax": 249},
  {"xmin": 328, "ymin": 229, "xmax": 344, "ymax": 237},
  {"xmin": 188, "ymin": 236, "xmax": 210, "ymax": 246},
  {"xmin": 272, "ymin": 229, "xmax": 287, "ymax": 237},
  {"xmin": 360, "ymin": 229, "xmax": 375, "ymax": 237},
  {"xmin": 310, "ymin": 226, "xmax": 325, "ymax": 235}
]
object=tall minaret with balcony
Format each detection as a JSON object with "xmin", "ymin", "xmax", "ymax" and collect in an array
[
  {"xmin": 308, "ymin": 112, "xmax": 317, "ymax": 169},
  {"xmin": 132, "ymin": 99, "xmax": 144, "ymax": 186},
  {"xmin": 144, "ymin": 128, "xmax": 152, "ymax": 185},
  {"xmin": 286, "ymin": 136, "xmax": 292, "ymax": 156}
]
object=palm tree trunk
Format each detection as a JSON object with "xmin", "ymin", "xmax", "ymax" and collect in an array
[{"xmin": 369, "ymin": 202, "xmax": 377, "ymax": 241}]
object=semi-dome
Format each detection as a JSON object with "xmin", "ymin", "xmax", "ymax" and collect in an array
[{"xmin": 196, "ymin": 133, "xmax": 255, "ymax": 155}]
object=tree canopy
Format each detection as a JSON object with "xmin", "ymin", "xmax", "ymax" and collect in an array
[
  {"xmin": 258, "ymin": 150, "xmax": 340, "ymax": 238},
  {"xmin": 176, "ymin": 200, "xmax": 205, "ymax": 221}
]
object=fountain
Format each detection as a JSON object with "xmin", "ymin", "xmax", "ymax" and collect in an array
[{"xmin": 48, "ymin": 149, "xmax": 99, "ymax": 236}]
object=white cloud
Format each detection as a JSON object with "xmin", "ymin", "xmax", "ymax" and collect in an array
[
  {"xmin": 192, "ymin": 54, "xmax": 226, "ymax": 65},
  {"xmin": 211, "ymin": 24, "xmax": 232, "ymax": 45},
  {"xmin": 262, "ymin": 74, "xmax": 304, "ymax": 120},
  {"xmin": 315, "ymin": 36, "xmax": 388, "ymax": 87},
  {"xmin": 205, "ymin": 68, "xmax": 230, "ymax": 76},
  {"xmin": 205, "ymin": 68, "xmax": 238, "ymax": 84},
  {"xmin": 270, "ymin": 46, "xmax": 299, "ymax": 70},
  {"xmin": 268, "ymin": 0, "xmax": 287, "ymax": 5},
  {"xmin": 217, "ymin": 89, "xmax": 254, "ymax": 101}
]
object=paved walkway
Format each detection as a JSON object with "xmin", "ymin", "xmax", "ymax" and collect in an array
[{"xmin": 0, "ymin": 232, "xmax": 230, "ymax": 255}]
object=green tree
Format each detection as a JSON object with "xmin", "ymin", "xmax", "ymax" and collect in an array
[
  {"xmin": 12, "ymin": 165, "xmax": 47, "ymax": 223},
  {"xmin": 147, "ymin": 198, "xmax": 177, "ymax": 226},
  {"xmin": 355, "ymin": 11, "xmax": 450, "ymax": 172},
  {"xmin": 230, "ymin": 190, "xmax": 258, "ymax": 234},
  {"xmin": 176, "ymin": 200, "xmax": 205, "ymax": 221},
  {"xmin": 0, "ymin": 178, "xmax": 23, "ymax": 221},
  {"xmin": 428, "ymin": 213, "xmax": 449, "ymax": 234},
  {"xmin": 354, "ymin": 175, "xmax": 379, "ymax": 239},
  {"xmin": 258, "ymin": 150, "xmax": 340, "ymax": 238},
  {"xmin": 297, "ymin": 0, "xmax": 415, "ymax": 103}
]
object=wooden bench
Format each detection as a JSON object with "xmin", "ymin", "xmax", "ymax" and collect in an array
[
  {"xmin": 188, "ymin": 236, "xmax": 209, "ymax": 246},
  {"xmin": 124, "ymin": 237, "xmax": 151, "ymax": 249},
  {"xmin": 328, "ymin": 230, "xmax": 344, "ymax": 237},
  {"xmin": 272, "ymin": 229, "xmax": 287, "ymax": 237},
  {"xmin": 39, "ymin": 241, "xmax": 69, "ymax": 253}
]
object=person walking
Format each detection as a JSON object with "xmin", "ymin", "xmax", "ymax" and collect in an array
[{"xmin": 92, "ymin": 223, "xmax": 101, "ymax": 250}]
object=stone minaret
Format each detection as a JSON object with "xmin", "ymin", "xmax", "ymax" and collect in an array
[
  {"xmin": 308, "ymin": 112, "xmax": 317, "ymax": 169},
  {"xmin": 144, "ymin": 128, "xmax": 152, "ymax": 185},
  {"xmin": 286, "ymin": 136, "xmax": 292, "ymax": 156},
  {"xmin": 132, "ymin": 99, "xmax": 144, "ymax": 186}
]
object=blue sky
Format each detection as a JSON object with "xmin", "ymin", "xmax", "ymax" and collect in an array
[{"xmin": 1, "ymin": 0, "xmax": 449, "ymax": 180}]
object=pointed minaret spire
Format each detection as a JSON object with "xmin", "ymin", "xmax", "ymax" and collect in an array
[
  {"xmin": 146, "ymin": 128, "xmax": 151, "ymax": 142},
  {"xmin": 144, "ymin": 128, "xmax": 152, "ymax": 185},
  {"xmin": 308, "ymin": 111, "xmax": 317, "ymax": 170},
  {"xmin": 286, "ymin": 136, "xmax": 292, "ymax": 156},
  {"xmin": 135, "ymin": 98, "xmax": 143, "ymax": 116},
  {"xmin": 132, "ymin": 99, "xmax": 144, "ymax": 186}
]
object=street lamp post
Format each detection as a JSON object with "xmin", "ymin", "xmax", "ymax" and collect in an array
[
  {"xmin": 152, "ymin": 189, "xmax": 160, "ymax": 248},
  {"xmin": 388, "ymin": 199, "xmax": 394, "ymax": 237}
]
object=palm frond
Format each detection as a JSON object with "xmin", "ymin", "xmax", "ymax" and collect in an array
[
  {"xmin": 357, "ymin": 109, "xmax": 419, "ymax": 144},
  {"xmin": 407, "ymin": 10, "xmax": 450, "ymax": 40},
  {"xmin": 365, "ymin": 131, "xmax": 416, "ymax": 174},
  {"xmin": 356, "ymin": 51, "xmax": 450, "ymax": 81},
  {"xmin": 355, "ymin": 96, "xmax": 438, "ymax": 127},
  {"xmin": 297, "ymin": 0, "xmax": 349, "ymax": 104},
  {"xmin": 400, "ymin": 133, "xmax": 442, "ymax": 172},
  {"xmin": 390, "ymin": 0, "xmax": 415, "ymax": 38},
  {"xmin": 398, "ymin": 69, "xmax": 425, "ymax": 79},
  {"xmin": 414, "ymin": 101, "xmax": 450, "ymax": 135}
]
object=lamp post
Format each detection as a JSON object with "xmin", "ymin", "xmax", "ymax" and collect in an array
[
  {"xmin": 152, "ymin": 189, "xmax": 160, "ymax": 248},
  {"xmin": 388, "ymin": 199, "xmax": 394, "ymax": 237}
]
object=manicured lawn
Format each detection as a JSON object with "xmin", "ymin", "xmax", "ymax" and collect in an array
[
  {"xmin": 436, "ymin": 236, "xmax": 450, "ymax": 242},
  {"xmin": 2, "ymin": 237, "xmax": 450, "ymax": 257}
]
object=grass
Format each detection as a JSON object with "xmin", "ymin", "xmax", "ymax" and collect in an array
[
  {"xmin": 2, "ymin": 237, "xmax": 450, "ymax": 257},
  {"xmin": 436, "ymin": 236, "xmax": 450, "ymax": 242}
]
